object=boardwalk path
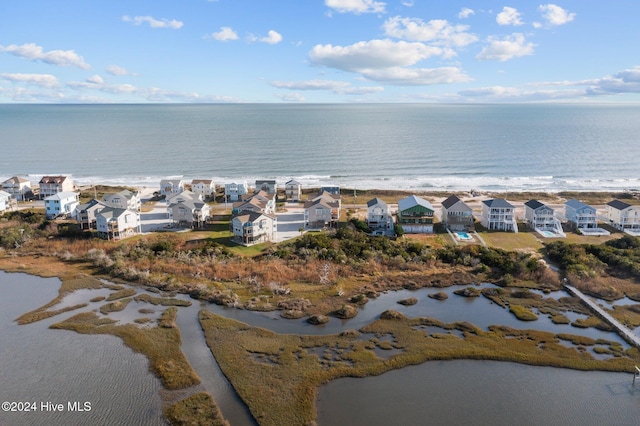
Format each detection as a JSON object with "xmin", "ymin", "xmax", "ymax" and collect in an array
[{"xmin": 564, "ymin": 284, "xmax": 640, "ymax": 348}]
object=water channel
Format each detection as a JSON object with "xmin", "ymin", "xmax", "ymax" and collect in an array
[{"xmin": 2, "ymin": 270, "xmax": 640, "ymax": 425}]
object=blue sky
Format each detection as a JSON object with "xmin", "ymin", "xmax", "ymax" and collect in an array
[{"xmin": 1, "ymin": 0, "xmax": 639, "ymax": 103}]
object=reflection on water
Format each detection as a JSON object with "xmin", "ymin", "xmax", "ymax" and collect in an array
[
  {"xmin": 318, "ymin": 360, "xmax": 640, "ymax": 426},
  {"xmin": 0, "ymin": 271, "xmax": 165, "ymax": 426}
]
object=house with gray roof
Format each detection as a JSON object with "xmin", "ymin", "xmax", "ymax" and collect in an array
[
  {"xmin": 565, "ymin": 199, "xmax": 597, "ymax": 230},
  {"xmin": 397, "ymin": 195, "xmax": 434, "ymax": 233},
  {"xmin": 160, "ymin": 179, "xmax": 184, "ymax": 197},
  {"xmin": 285, "ymin": 179, "xmax": 302, "ymax": 202},
  {"xmin": 225, "ymin": 181, "xmax": 248, "ymax": 201},
  {"xmin": 103, "ymin": 189, "xmax": 141, "ymax": 211},
  {"xmin": 231, "ymin": 211, "xmax": 277, "ymax": 246},
  {"xmin": 44, "ymin": 191, "xmax": 79, "ymax": 219},
  {"xmin": 480, "ymin": 198, "xmax": 517, "ymax": 232},
  {"xmin": 96, "ymin": 207, "xmax": 140, "ymax": 240},
  {"xmin": 75, "ymin": 199, "xmax": 107, "ymax": 230},
  {"xmin": 304, "ymin": 191, "xmax": 341, "ymax": 229},
  {"xmin": 606, "ymin": 199, "xmax": 640, "ymax": 233},
  {"xmin": 366, "ymin": 198, "xmax": 393, "ymax": 232},
  {"xmin": 524, "ymin": 199, "xmax": 565, "ymax": 236},
  {"xmin": 441, "ymin": 195, "xmax": 474, "ymax": 232}
]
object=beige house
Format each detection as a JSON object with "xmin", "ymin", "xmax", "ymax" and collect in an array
[
  {"xmin": 2, "ymin": 176, "xmax": 33, "ymax": 201},
  {"xmin": 169, "ymin": 199, "xmax": 211, "ymax": 228},
  {"xmin": 96, "ymin": 207, "xmax": 140, "ymax": 240},
  {"xmin": 441, "ymin": 195, "xmax": 474, "ymax": 232},
  {"xmin": 75, "ymin": 199, "xmax": 107, "ymax": 230},
  {"xmin": 231, "ymin": 211, "xmax": 277, "ymax": 246},
  {"xmin": 39, "ymin": 175, "xmax": 74, "ymax": 199},
  {"xmin": 304, "ymin": 191, "xmax": 341, "ymax": 229},
  {"xmin": 606, "ymin": 200, "xmax": 640, "ymax": 233},
  {"xmin": 232, "ymin": 190, "xmax": 275, "ymax": 216},
  {"xmin": 191, "ymin": 179, "xmax": 216, "ymax": 199}
]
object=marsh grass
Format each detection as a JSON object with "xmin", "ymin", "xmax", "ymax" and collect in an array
[
  {"xmin": 106, "ymin": 288, "xmax": 137, "ymax": 301},
  {"xmin": 164, "ymin": 392, "xmax": 229, "ymax": 426},
  {"xmin": 199, "ymin": 310, "xmax": 640, "ymax": 426},
  {"xmin": 99, "ymin": 298, "xmax": 132, "ymax": 314},
  {"xmin": 134, "ymin": 293, "xmax": 192, "ymax": 307},
  {"xmin": 51, "ymin": 308, "xmax": 200, "ymax": 390},
  {"xmin": 509, "ymin": 305, "xmax": 538, "ymax": 321}
]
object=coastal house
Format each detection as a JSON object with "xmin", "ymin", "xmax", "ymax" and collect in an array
[
  {"xmin": 0, "ymin": 190, "xmax": 13, "ymax": 213},
  {"xmin": 565, "ymin": 199, "xmax": 598, "ymax": 230},
  {"xmin": 366, "ymin": 198, "xmax": 393, "ymax": 232},
  {"xmin": 605, "ymin": 200, "xmax": 640, "ymax": 234},
  {"xmin": 191, "ymin": 179, "xmax": 216, "ymax": 199},
  {"xmin": 441, "ymin": 195, "xmax": 474, "ymax": 232},
  {"xmin": 2, "ymin": 176, "xmax": 33, "ymax": 201},
  {"xmin": 320, "ymin": 186, "xmax": 340, "ymax": 196},
  {"xmin": 39, "ymin": 175, "xmax": 74, "ymax": 199},
  {"xmin": 169, "ymin": 198, "xmax": 211, "ymax": 228},
  {"xmin": 524, "ymin": 199, "xmax": 565, "ymax": 236},
  {"xmin": 480, "ymin": 198, "xmax": 517, "ymax": 232},
  {"xmin": 231, "ymin": 211, "xmax": 277, "ymax": 246},
  {"xmin": 232, "ymin": 190, "xmax": 275, "ymax": 216},
  {"xmin": 304, "ymin": 191, "xmax": 341, "ymax": 229},
  {"xmin": 103, "ymin": 189, "xmax": 141, "ymax": 211},
  {"xmin": 285, "ymin": 179, "xmax": 302, "ymax": 202},
  {"xmin": 96, "ymin": 207, "xmax": 140, "ymax": 240},
  {"xmin": 397, "ymin": 195, "xmax": 434, "ymax": 233},
  {"xmin": 225, "ymin": 181, "xmax": 248, "ymax": 202},
  {"xmin": 44, "ymin": 191, "xmax": 79, "ymax": 219},
  {"xmin": 160, "ymin": 179, "xmax": 184, "ymax": 197},
  {"xmin": 255, "ymin": 179, "xmax": 277, "ymax": 195},
  {"xmin": 75, "ymin": 199, "xmax": 107, "ymax": 230}
]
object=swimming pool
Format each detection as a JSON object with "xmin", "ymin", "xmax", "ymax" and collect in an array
[{"xmin": 456, "ymin": 232, "xmax": 472, "ymax": 240}]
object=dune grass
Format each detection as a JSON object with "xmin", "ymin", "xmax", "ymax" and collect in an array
[{"xmin": 199, "ymin": 310, "xmax": 640, "ymax": 426}]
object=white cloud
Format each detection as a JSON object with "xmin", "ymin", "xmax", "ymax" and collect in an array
[
  {"xmin": 382, "ymin": 16, "xmax": 477, "ymax": 47},
  {"xmin": 0, "ymin": 43, "xmax": 90, "ymax": 69},
  {"xmin": 458, "ymin": 8, "xmax": 475, "ymax": 19},
  {"xmin": 325, "ymin": 0, "xmax": 386, "ymax": 15},
  {"xmin": 260, "ymin": 30, "xmax": 283, "ymax": 45},
  {"xmin": 122, "ymin": 15, "xmax": 183, "ymax": 29},
  {"xmin": 538, "ymin": 4, "xmax": 575, "ymax": 26},
  {"xmin": 476, "ymin": 33, "xmax": 535, "ymax": 61},
  {"xmin": 206, "ymin": 27, "xmax": 239, "ymax": 41},
  {"xmin": 271, "ymin": 79, "xmax": 384, "ymax": 95},
  {"xmin": 1, "ymin": 73, "xmax": 59, "ymax": 88},
  {"xmin": 309, "ymin": 39, "xmax": 445, "ymax": 72},
  {"xmin": 106, "ymin": 65, "xmax": 135, "ymax": 76},
  {"xmin": 359, "ymin": 67, "xmax": 471, "ymax": 85},
  {"xmin": 496, "ymin": 7, "xmax": 523, "ymax": 26}
]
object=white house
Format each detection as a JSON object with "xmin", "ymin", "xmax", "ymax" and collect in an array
[
  {"xmin": 285, "ymin": 179, "xmax": 302, "ymax": 202},
  {"xmin": 565, "ymin": 199, "xmax": 598, "ymax": 230},
  {"xmin": 2, "ymin": 176, "xmax": 32, "ymax": 201},
  {"xmin": 103, "ymin": 190, "xmax": 141, "ymax": 211},
  {"xmin": 441, "ymin": 195, "xmax": 474, "ymax": 232},
  {"xmin": 606, "ymin": 200, "xmax": 640, "ymax": 234},
  {"xmin": 0, "ymin": 190, "xmax": 13, "ymax": 213},
  {"xmin": 39, "ymin": 175, "xmax": 74, "ymax": 199},
  {"xmin": 191, "ymin": 179, "xmax": 216, "ymax": 199},
  {"xmin": 225, "ymin": 181, "xmax": 248, "ymax": 201},
  {"xmin": 160, "ymin": 179, "xmax": 184, "ymax": 197},
  {"xmin": 231, "ymin": 211, "xmax": 277, "ymax": 246},
  {"xmin": 96, "ymin": 207, "xmax": 140, "ymax": 240},
  {"xmin": 366, "ymin": 198, "xmax": 393, "ymax": 231},
  {"xmin": 44, "ymin": 191, "xmax": 79, "ymax": 219},
  {"xmin": 524, "ymin": 199, "xmax": 564, "ymax": 236},
  {"xmin": 481, "ymin": 198, "xmax": 517, "ymax": 232}
]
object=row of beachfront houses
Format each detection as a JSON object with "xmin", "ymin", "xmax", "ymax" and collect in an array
[{"xmin": 4, "ymin": 174, "xmax": 640, "ymax": 243}]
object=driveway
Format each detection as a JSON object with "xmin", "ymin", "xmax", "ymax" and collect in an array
[{"xmin": 276, "ymin": 203, "xmax": 305, "ymax": 242}]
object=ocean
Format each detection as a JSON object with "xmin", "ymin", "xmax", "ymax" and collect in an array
[{"xmin": 1, "ymin": 103, "xmax": 639, "ymax": 192}]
